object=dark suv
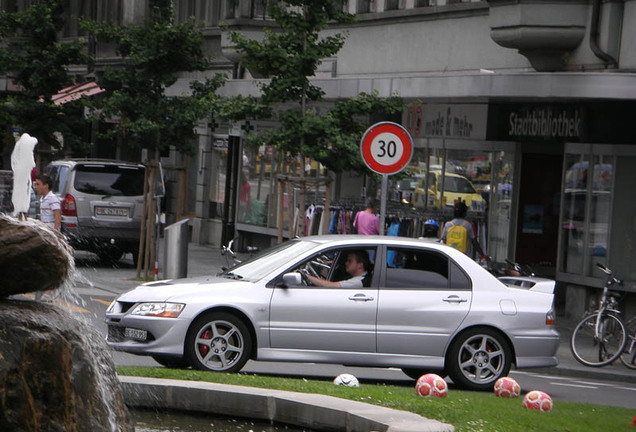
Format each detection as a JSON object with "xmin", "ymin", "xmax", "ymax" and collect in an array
[{"xmin": 45, "ymin": 159, "xmax": 145, "ymax": 263}]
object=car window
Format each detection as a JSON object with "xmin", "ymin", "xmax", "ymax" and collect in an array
[
  {"xmin": 45, "ymin": 165, "xmax": 68, "ymax": 194},
  {"xmin": 74, "ymin": 164, "xmax": 144, "ymax": 196},
  {"xmin": 220, "ymin": 239, "xmax": 318, "ymax": 282},
  {"xmin": 385, "ymin": 247, "xmax": 470, "ymax": 290},
  {"xmin": 280, "ymin": 246, "xmax": 377, "ymax": 288}
]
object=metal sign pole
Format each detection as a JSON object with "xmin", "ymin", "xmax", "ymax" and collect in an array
[{"xmin": 380, "ymin": 174, "xmax": 388, "ymax": 235}]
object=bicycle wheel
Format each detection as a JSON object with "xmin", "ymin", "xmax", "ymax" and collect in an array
[
  {"xmin": 620, "ymin": 318, "xmax": 636, "ymax": 370},
  {"xmin": 570, "ymin": 313, "xmax": 626, "ymax": 367}
]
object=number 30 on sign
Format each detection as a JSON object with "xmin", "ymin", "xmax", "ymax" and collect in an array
[{"xmin": 360, "ymin": 122, "xmax": 413, "ymax": 175}]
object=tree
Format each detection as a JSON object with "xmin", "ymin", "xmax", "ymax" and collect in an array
[
  {"xmin": 80, "ymin": 0, "xmax": 211, "ymax": 155},
  {"xmin": 0, "ymin": 0, "xmax": 90, "ymax": 156},
  {"xmin": 224, "ymin": 1, "xmax": 403, "ymax": 175}
]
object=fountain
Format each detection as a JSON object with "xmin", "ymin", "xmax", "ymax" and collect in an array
[
  {"xmin": 0, "ymin": 131, "xmax": 134, "ymax": 431},
  {"xmin": 0, "ymin": 215, "xmax": 134, "ymax": 431}
]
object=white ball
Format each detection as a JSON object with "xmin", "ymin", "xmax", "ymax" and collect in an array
[
  {"xmin": 333, "ymin": 373, "xmax": 359, "ymax": 387},
  {"xmin": 415, "ymin": 373, "xmax": 448, "ymax": 398},
  {"xmin": 493, "ymin": 377, "xmax": 521, "ymax": 398},
  {"xmin": 523, "ymin": 390, "xmax": 553, "ymax": 412}
]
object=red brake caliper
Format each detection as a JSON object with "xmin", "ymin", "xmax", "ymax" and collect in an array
[{"xmin": 198, "ymin": 329, "xmax": 211, "ymax": 356}]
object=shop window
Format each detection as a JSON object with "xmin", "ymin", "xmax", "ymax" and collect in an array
[
  {"xmin": 561, "ymin": 153, "xmax": 613, "ymax": 277},
  {"xmin": 609, "ymin": 156, "xmax": 636, "ymax": 281},
  {"xmin": 357, "ymin": 0, "xmax": 371, "ymax": 13},
  {"xmin": 385, "ymin": 0, "xmax": 400, "ymax": 10}
]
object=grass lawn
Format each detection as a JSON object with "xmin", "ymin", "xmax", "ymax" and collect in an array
[{"xmin": 118, "ymin": 367, "xmax": 635, "ymax": 432}]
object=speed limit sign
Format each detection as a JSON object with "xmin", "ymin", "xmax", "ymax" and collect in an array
[{"xmin": 360, "ymin": 122, "xmax": 413, "ymax": 175}]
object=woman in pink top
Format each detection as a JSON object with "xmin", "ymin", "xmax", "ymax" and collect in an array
[{"xmin": 353, "ymin": 197, "xmax": 380, "ymax": 235}]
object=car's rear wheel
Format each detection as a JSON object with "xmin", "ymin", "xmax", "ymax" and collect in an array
[
  {"xmin": 185, "ymin": 312, "xmax": 252, "ymax": 373},
  {"xmin": 446, "ymin": 327, "xmax": 512, "ymax": 391},
  {"xmin": 151, "ymin": 355, "xmax": 189, "ymax": 369}
]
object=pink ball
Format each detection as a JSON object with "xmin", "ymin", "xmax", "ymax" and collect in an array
[
  {"xmin": 415, "ymin": 373, "xmax": 448, "ymax": 398},
  {"xmin": 493, "ymin": 377, "xmax": 521, "ymax": 398},
  {"xmin": 523, "ymin": 390, "xmax": 553, "ymax": 412}
]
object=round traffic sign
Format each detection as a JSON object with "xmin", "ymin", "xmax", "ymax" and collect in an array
[{"xmin": 360, "ymin": 122, "xmax": 413, "ymax": 175}]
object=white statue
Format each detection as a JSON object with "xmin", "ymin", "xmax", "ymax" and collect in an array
[{"xmin": 11, "ymin": 133, "xmax": 38, "ymax": 218}]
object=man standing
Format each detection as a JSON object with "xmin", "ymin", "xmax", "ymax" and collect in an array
[{"xmin": 34, "ymin": 174, "xmax": 61, "ymax": 230}]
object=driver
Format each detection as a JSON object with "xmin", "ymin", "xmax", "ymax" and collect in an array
[{"xmin": 305, "ymin": 250, "xmax": 369, "ymax": 288}]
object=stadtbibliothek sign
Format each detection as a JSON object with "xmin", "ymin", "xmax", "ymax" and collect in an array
[
  {"xmin": 404, "ymin": 103, "xmax": 488, "ymax": 140},
  {"xmin": 487, "ymin": 104, "xmax": 587, "ymax": 142}
]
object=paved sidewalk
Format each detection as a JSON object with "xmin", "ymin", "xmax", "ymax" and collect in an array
[{"xmin": 74, "ymin": 239, "xmax": 636, "ymax": 384}]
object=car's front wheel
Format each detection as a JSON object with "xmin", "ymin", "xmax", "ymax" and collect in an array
[
  {"xmin": 446, "ymin": 327, "xmax": 512, "ymax": 391},
  {"xmin": 185, "ymin": 312, "xmax": 252, "ymax": 373}
]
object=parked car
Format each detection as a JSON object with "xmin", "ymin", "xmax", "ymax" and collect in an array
[
  {"xmin": 105, "ymin": 235, "xmax": 558, "ymax": 390},
  {"xmin": 45, "ymin": 159, "xmax": 145, "ymax": 263},
  {"xmin": 413, "ymin": 170, "xmax": 485, "ymax": 211}
]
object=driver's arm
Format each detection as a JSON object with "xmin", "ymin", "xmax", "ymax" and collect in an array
[{"xmin": 306, "ymin": 273, "xmax": 341, "ymax": 287}]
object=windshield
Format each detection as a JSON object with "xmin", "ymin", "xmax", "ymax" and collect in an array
[
  {"xmin": 218, "ymin": 239, "xmax": 318, "ymax": 281},
  {"xmin": 74, "ymin": 164, "xmax": 145, "ymax": 196},
  {"xmin": 444, "ymin": 176, "xmax": 477, "ymax": 194}
]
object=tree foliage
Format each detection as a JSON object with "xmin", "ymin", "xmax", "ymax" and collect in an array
[
  {"xmin": 0, "ymin": 0, "xmax": 89, "ymax": 153},
  {"xmin": 81, "ymin": 0, "xmax": 211, "ymax": 155},
  {"xmin": 221, "ymin": 1, "xmax": 403, "ymax": 174}
]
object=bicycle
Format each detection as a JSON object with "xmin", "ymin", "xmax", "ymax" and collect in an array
[
  {"xmin": 620, "ymin": 316, "xmax": 636, "ymax": 370},
  {"xmin": 570, "ymin": 263, "xmax": 627, "ymax": 367}
]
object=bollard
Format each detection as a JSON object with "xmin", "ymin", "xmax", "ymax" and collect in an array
[{"xmin": 163, "ymin": 219, "xmax": 189, "ymax": 279}]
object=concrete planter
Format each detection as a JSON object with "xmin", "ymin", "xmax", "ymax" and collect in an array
[{"xmin": 487, "ymin": 0, "xmax": 588, "ymax": 71}]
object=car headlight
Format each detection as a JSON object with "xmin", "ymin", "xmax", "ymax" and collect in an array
[
  {"xmin": 129, "ymin": 302, "xmax": 185, "ymax": 318},
  {"xmin": 106, "ymin": 299, "xmax": 116, "ymax": 313}
]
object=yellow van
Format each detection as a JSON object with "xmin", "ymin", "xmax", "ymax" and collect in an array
[{"xmin": 413, "ymin": 170, "xmax": 485, "ymax": 211}]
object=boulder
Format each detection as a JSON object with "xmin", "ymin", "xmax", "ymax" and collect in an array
[
  {"xmin": 0, "ymin": 215, "xmax": 73, "ymax": 296},
  {"xmin": 0, "ymin": 300, "xmax": 134, "ymax": 432}
]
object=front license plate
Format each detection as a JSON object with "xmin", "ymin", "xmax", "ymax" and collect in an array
[
  {"xmin": 95, "ymin": 206, "xmax": 129, "ymax": 217},
  {"xmin": 124, "ymin": 327, "xmax": 147, "ymax": 341}
]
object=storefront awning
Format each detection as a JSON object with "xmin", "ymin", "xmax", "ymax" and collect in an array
[{"xmin": 51, "ymin": 82, "xmax": 105, "ymax": 105}]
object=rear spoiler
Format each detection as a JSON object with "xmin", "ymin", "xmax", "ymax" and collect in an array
[{"xmin": 498, "ymin": 276, "xmax": 555, "ymax": 294}]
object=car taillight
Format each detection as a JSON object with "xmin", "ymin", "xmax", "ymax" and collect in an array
[
  {"xmin": 545, "ymin": 310, "xmax": 555, "ymax": 326},
  {"xmin": 62, "ymin": 194, "xmax": 77, "ymax": 216}
]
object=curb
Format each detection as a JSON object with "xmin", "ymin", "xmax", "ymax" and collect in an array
[{"xmin": 119, "ymin": 376, "xmax": 454, "ymax": 432}]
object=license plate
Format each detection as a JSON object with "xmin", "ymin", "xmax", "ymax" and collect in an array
[
  {"xmin": 124, "ymin": 327, "xmax": 147, "ymax": 341},
  {"xmin": 95, "ymin": 206, "xmax": 129, "ymax": 217}
]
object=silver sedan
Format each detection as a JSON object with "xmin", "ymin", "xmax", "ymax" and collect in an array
[{"xmin": 105, "ymin": 235, "xmax": 558, "ymax": 391}]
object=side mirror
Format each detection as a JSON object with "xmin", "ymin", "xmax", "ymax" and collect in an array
[{"xmin": 282, "ymin": 272, "xmax": 303, "ymax": 287}]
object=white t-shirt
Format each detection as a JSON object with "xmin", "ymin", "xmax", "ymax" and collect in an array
[
  {"xmin": 339, "ymin": 272, "xmax": 367, "ymax": 288},
  {"xmin": 40, "ymin": 191, "xmax": 61, "ymax": 228}
]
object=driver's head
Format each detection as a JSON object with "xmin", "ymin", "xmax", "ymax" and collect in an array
[{"xmin": 345, "ymin": 250, "xmax": 370, "ymax": 276}]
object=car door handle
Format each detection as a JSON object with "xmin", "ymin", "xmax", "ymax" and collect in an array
[
  {"xmin": 443, "ymin": 295, "xmax": 468, "ymax": 304},
  {"xmin": 348, "ymin": 294, "xmax": 374, "ymax": 302}
]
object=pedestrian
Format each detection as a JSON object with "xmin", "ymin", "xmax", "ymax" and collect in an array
[
  {"xmin": 440, "ymin": 199, "xmax": 487, "ymax": 260},
  {"xmin": 353, "ymin": 197, "xmax": 380, "ymax": 235},
  {"xmin": 34, "ymin": 174, "xmax": 61, "ymax": 230}
]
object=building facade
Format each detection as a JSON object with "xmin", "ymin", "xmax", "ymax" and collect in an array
[{"xmin": 1, "ymin": 0, "xmax": 635, "ymax": 318}]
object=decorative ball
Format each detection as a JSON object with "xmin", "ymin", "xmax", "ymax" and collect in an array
[
  {"xmin": 523, "ymin": 390, "xmax": 553, "ymax": 412},
  {"xmin": 333, "ymin": 373, "xmax": 359, "ymax": 387},
  {"xmin": 415, "ymin": 373, "xmax": 448, "ymax": 398},
  {"xmin": 493, "ymin": 377, "xmax": 521, "ymax": 398}
]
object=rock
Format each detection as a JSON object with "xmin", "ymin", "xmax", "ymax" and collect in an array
[
  {"xmin": 0, "ymin": 300, "xmax": 134, "ymax": 432},
  {"xmin": 0, "ymin": 215, "xmax": 74, "ymax": 297}
]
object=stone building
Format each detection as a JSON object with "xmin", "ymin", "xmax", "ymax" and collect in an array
[{"xmin": 1, "ymin": 0, "xmax": 635, "ymax": 318}]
